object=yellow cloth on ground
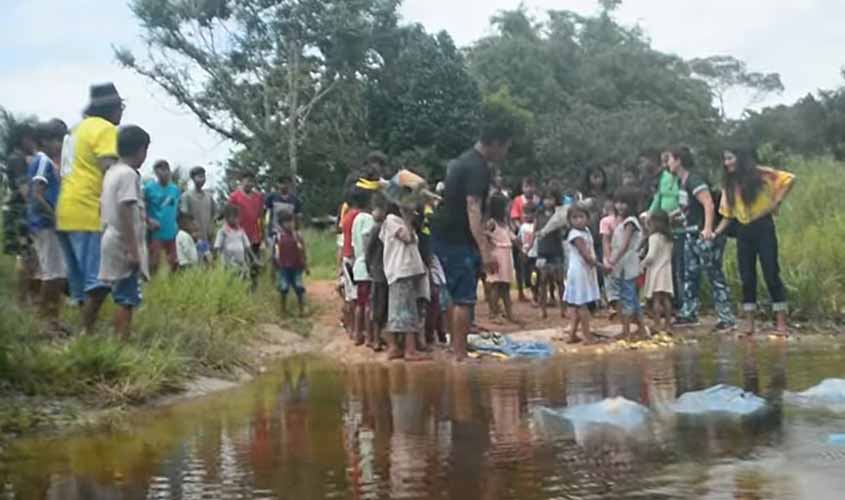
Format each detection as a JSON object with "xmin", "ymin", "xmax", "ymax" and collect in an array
[
  {"xmin": 56, "ymin": 117, "xmax": 118, "ymax": 232},
  {"xmin": 719, "ymin": 166, "xmax": 795, "ymax": 224}
]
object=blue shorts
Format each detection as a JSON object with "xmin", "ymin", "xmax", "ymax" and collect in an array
[
  {"xmin": 112, "ymin": 271, "xmax": 141, "ymax": 308},
  {"xmin": 433, "ymin": 237, "xmax": 480, "ymax": 306},
  {"xmin": 616, "ymin": 277, "xmax": 642, "ymax": 317},
  {"xmin": 277, "ymin": 268, "xmax": 305, "ymax": 297},
  {"xmin": 57, "ymin": 231, "xmax": 107, "ymax": 303}
]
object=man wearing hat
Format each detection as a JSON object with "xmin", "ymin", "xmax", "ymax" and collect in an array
[
  {"xmin": 56, "ymin": 82, "xmax": 124, "ymax": 332},
  {"xmin": 27, "ymin": 120, "xmax": 69, "ymax": 333},
  {"xmin": 180, "ymin": 166, "xmax": 216, "ymax": 259}
]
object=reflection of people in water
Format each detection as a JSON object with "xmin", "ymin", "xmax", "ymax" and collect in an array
[{"xmin": 388, "ymin": 363, "xmax": 430, "ymax": 499}]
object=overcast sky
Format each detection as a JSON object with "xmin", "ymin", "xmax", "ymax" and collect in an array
[{"xmin": 2, "ymin": 0, "xmax": 843, "ymax": 178}]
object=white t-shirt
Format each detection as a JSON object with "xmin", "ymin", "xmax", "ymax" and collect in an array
[
  {"xmin": 176, "ymin": 229, "xmax": 199, "ymax": 267},
  {"xmin": 379, "ymin": 214, "xmax": 426, "ymax": 285},
  {"xmin": 611, "ymin": 216, "xmax": 642, "ymax": 280},
  {"xmin": 351, "ymin": 212, "xmax": 375, "ymax": 282},
  {"xmin": 99, "ymin": 162, "xmax": 149, "ymax": 282},
  {"xmin": 518, "ymin": 222, "xmax": 536, "ymax": 257},
  {"xmin": 214, "ymin": 225, "xmax": 251, "ymax": 267}
]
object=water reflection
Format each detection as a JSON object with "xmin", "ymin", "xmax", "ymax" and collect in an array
[{"xmin": 4, "ymin": 340, "xmax": 845, "ymax": 499}]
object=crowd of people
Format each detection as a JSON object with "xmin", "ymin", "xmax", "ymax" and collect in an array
[
  {"xmin": 3, "ymin": 82, "xmax": 797, "ymax": 358},
  {"xmin": 335, "ymin": 116, "xmax": 797, "ymax": 362},
  {"xmin": 2, "ymin": 82, "xmax": 311, "ymax": 337}
]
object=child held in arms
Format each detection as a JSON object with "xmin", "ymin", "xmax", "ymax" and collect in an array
[
  {"xmin": 97, "ymin": 125, "xmax": 151, "ymax": 338},
  {"xmin": 273, "ymin": 211, "xmax": 309, "ymax": 316}
]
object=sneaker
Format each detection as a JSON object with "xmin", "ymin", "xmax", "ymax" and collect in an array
[
  {"xmin": 673, "ymin": 317, "xmax": 700, "ymax": 328},
  {"xmin": 713, "ymin": 321, "xmax": 737, "ymax": 333}
]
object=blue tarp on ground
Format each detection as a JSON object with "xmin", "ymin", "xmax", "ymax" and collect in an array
[
  {"xmin": 785, "ymin": 379, "xmax": 845, "ymax": 412},
  {"xmin": 670, "ymin": 384, "xmax": 769, "ymax": 417},
  {"xmin": 468, "ymin": 333, "xmax": 553, "ymax": 359}
]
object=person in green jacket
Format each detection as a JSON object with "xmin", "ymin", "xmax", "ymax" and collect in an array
[{"xmin": 647, "ymin": 150, "xmax": 684, "ymax": 310}]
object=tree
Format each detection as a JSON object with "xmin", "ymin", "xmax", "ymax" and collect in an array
[
  {"xmin": 366, "ymin": 25, "xmax": 481, "ymax": 178},
  {"xmin": 116, "ymin": 0, "xmax": 400, "ymax": 178},
  {"xmin": 0, "ymin": 107, "xmax": 37, "ymax": 192},
  {"xmin": 467, "ymin": 5, "xmax": 719, "ymax": 181},
  {"xmin": 689, "ymin": 55, "xmax": 784, "ymax": 119}
]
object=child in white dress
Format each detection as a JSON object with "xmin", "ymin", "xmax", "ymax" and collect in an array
[
  {"xmin": 563, "ymin": 202, "xmax": 601, "ymax": 344},
  {"xmin": 642, "ymin": 210, "xmax": 674, "ymax": 334}
]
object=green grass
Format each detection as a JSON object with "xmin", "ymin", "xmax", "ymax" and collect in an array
[
  {"xmin": 302, "ymin": 228, "xmax": 338, "ymax": 280},
  {"xmin": 0, "ymin": 261, "xmax": 289, "ymax": 406}
]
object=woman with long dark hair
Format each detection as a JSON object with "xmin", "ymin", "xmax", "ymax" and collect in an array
[{"xmin": 713, "ymin": 147, "xmax": 795, "ymax": 335}]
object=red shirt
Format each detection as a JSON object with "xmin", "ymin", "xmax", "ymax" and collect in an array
[
  {"xmin": 275, "ymin": 230, "xmax": 305, "ymax": 269},
  {"xmin": 341, "ymin": 208, "xmax": 361, "ymax": 259},
  {"xmin": 229, "ymin": 189, "xmax": 264, "ymax": 244},
  {"xmin": 510, "ymin": 194, "xmax": 540, "ymax": 223}
]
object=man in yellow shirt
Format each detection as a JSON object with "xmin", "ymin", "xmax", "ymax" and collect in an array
[{"xmin": 56, "ymin": 83, "xmax": 124, "ymax": 333}]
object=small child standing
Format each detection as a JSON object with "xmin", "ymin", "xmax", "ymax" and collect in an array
[
  {"xmin": 486, "ymin": 194, "xmax": 519, "ymax": 324},
  {"xmin": 351, "ymin": 195, "xmax": 375, "ymax": 344},
  {"xmin": 365, "ymin": 199, "xmax": 388, "ymax": 351},
  {"xmin": 214, "ymin": 204, "xmax": 254, "ymax": 279},
  {"xmin": 97, "ymin": 125, "xmax": 151, "ymax": 337},
  {"xmin": 518, "ymin": 203, "xmax": 538, "ymax": 303},
  {"xmin": 606, "ymin": 187, "xmax": 647, "ymax": 340},
  {"xmin": 563, "ymin": 202, "xmax": 601, "ymax": 344},
  {"xmin": 176, "ymin": 213, "xmax": 199, "ymax": 270},
  {"xmin": 380, "ymin": 204, "xmax": 429, "ymax": 361},
  {"xmin": 535, "ymin": 185, "xmax": 568, "ymax": 319},
  {"xmin": 642, "ymin": 210, "xmax": 674, "ymax": 334},
  {"xmin": 274, "ymin": 211, "xmax": 309, "ymax": 316},
  {"xmin": 599, "ymin": 199, "xmax": 621, "ymax": 314}
]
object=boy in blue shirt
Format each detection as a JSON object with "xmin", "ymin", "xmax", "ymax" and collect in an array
[
  {"xmin": 144, "ymin": 160, "xmax": 181, "ymax": 274},
  {"xmin": 27, "ymin": 120, "xmax": 69, "ymax": 334}
]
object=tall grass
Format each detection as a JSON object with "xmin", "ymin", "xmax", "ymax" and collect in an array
[
  {"xmin": 302, "ymin": 228, "xmax": 338, "ymax": 281},
  {"xmin": 0, "ymin": 262, "xmax": 280, "ymax": 405}
]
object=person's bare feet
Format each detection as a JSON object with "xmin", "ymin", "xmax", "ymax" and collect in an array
[
  {"xmin": 387, "ymin": 347, "xmax": 403, "ymax": 360},
  {"xmin": 405, "ymin": 352, "xmax": 431, "ymax": 362},
  {"xmin": 566, "ymin": 336, "xmax": 582, "ymax": 345}
]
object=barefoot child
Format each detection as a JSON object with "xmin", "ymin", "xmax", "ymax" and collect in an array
[
  {"xmin": 274, "ymin": 211, "xmax": 309, "ymax": 316},
  {"xmin": 642, "ymin": 210, "xmax": 674, "ymax": 334},
  {"xmin": 97, "ymin": 125, "xmax": 151, "ymax": 338},
  {"xmin": 351, "ymin": 193, "xmax": 375, "ymax": 344},
  {"xmin": 599, "ymin": 199, "xmax": 621, "ymax": 315},
  {"xmin": 364, "ymin": 198, "xmax": 388, "ymax": 350},
  {"xmin": 485, "ymin": 194, "xmax": 519, "ymax": 324},
  {"xmin": 606, "ymin": 187, "xmax": 647, "ymax": 340},
  {"xmin": 535, "ymin": 184, "xmax": 568, "ymax": 319},
  {"xmin": 214, "ymin": 204, "xmax": 255, "ymax": 279},
  {"xmin": 564, "ymin": 202, "xmax": 601, "ymax": 344},
  {"xmin": 517, "ymin": 203, "xmax": 538, "ymax": 303},
  {"xmin": 380, "ymin": 203, "xmax": 430, "ymax": 361}
]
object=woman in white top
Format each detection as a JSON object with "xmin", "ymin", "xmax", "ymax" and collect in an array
[{"xmin": 563, "ymin": 203, "xmax": 601, "ymax": 344}]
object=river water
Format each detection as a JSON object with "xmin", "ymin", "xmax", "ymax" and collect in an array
[{"xmin": 3, "ymin": 339, "xmax": 845, "ymax": 499}]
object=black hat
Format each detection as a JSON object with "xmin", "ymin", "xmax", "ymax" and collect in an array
[
  {"xmin": 85, "ymin": 82, "xmax": 123, "ymax": 111},
  {"xmin": 189, "ymin": 166, "xmax": 206, "ymax": 178}
]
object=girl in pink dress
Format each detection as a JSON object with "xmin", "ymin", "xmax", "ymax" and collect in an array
[{"xmin": 486, "ymin": 194, "xmax": 519, "ymax": 324}]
